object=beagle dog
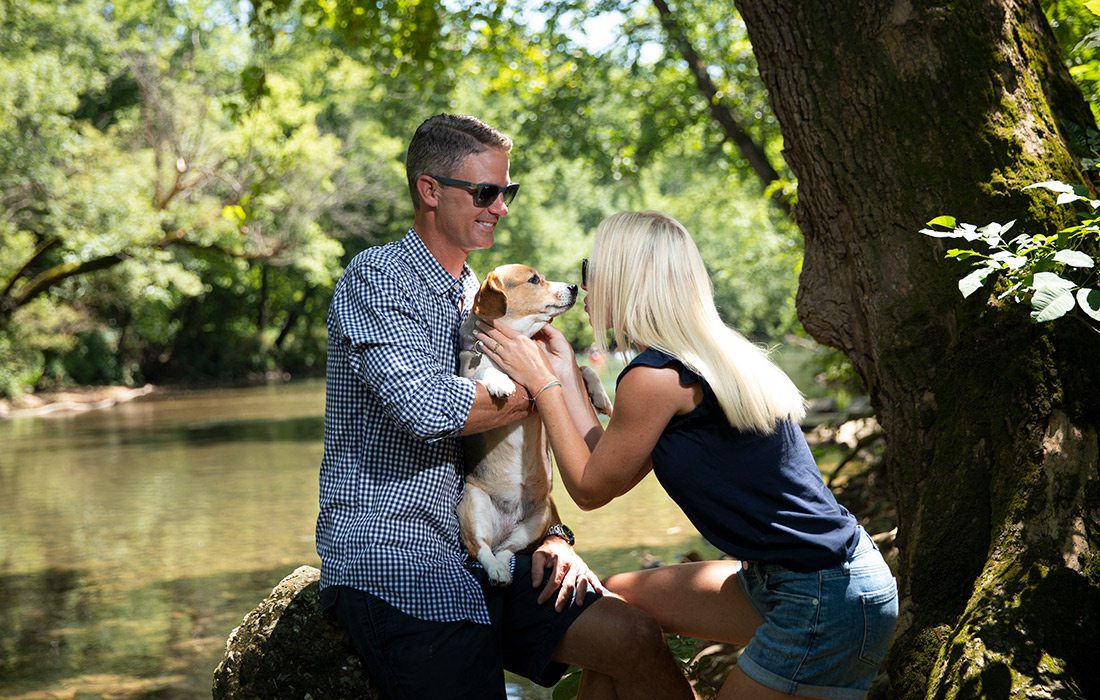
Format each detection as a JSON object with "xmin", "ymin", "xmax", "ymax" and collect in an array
[{"xmin": 457, "ymin": 264, "xmax": 611, "ymax": 585}]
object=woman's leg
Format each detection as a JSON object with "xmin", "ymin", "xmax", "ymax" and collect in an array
[
  {"xmin": 606, "ymin": 563, "xmax": 814, "ymax": 699},
  {"xmin": 603, "ymin": 561, "xmax": 763, "ymax": 645},
  {"xmin": 719, "ymin": 666, "xmax": 800, "ymax": 700}
]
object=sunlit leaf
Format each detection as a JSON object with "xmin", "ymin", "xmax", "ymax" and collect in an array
[
  {"xmin": 959, "ymin": 267, "xmax": 995, "ymax": 298},
  {"xmin": 1031, "ymin": 288, "xmax": 1076, "ymax": 322},
  {"xmin": 988, "ymin": 251, "xmax": 1027, "ymax": 269},
  {"xmin": 926, "ymin": 215, "xmax": 956, "ymax": 228},
  {"xmin": 1077, "ymin": 288, "xmax": 1100, "ymax": 321},
  {"xmin": 946, "ymin": 248, "xmax": 983, "ymax": 259},
  {"xmin": 1023, "ymin": 180, "xmax": 1075, "ymax": 194},
  {"xmin": 1030, "ymin": 272, "xmax": 1078, "ymax": 322},
  {"xmin": 921, "ymin": 227, "xmax": 965, "ymax": 238},
  {"xmin": 1053, "ymin": 249, "xmax": 1094, "ymax": 268},
  {"xmin": 1032, "ymin": 271, "xmax": 1077, "ymax": 291}
]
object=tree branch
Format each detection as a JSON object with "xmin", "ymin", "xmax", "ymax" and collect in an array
[
  {"xmin": 1, "ymin": 236, "xmax": 62, "ymax": 300},
  {"xmin": 11, "ymin": 252, "xmax": 129, "ymax": 310},
  {"xmin": 826, "ymin": 430, "xmax": 885, "ymax": 487},
  {"xmin": 651, "ymin": 0, "xmax": 791, "ymax": 216}
]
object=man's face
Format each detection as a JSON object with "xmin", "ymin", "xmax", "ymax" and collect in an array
[{"xmin": 433, "ymin": 148, "xmax": 511, "ymax": 254}]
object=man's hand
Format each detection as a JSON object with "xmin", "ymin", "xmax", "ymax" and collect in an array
[{"xmin": 531, "ymin": 535, "xmax": 603, "ymax": 612}]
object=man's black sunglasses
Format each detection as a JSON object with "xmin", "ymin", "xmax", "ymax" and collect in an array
[{"xmin": 429, "ymin": 175, "xmax": 520, "ymax": 208}]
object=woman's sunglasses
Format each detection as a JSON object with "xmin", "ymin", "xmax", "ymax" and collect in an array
[
  {"xmin": 581, "ymin": 258, "xmax": 589, "ymax": 288},
  {"xmin": 429, "ymin": 175, "xmax": 520, "ymax": 208}
]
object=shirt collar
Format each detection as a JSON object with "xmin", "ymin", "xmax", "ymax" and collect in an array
[{"xmin": 401, "ymin": 228, "xmax": 475, "ymax": 300}]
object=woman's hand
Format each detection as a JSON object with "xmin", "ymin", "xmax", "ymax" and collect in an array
[
  {"xmin": 532, "ymin": 323, "xmax": 579, "ymax": 380},
  {"xmin": 474, "ymin": 322, "xmax": 558, "ymax": 394}
]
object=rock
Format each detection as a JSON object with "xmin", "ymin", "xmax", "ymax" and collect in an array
[{"xmin": 212, "ymin": 565, "xmax": 381, "ymax": 699}]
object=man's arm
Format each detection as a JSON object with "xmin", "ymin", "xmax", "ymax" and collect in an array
[
  {"xmin": 460, "ymin": 382, "xmax": 535, "ymax": 435},
  {"xmin": 336, "ymin": 257, "xmax": 478, "ymax": 441}
]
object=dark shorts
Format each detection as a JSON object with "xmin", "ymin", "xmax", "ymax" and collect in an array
[{"xmin": 327, "ymin": 554, "xmax": 599, "ymax": 700}]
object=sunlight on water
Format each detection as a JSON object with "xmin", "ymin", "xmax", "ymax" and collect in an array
[{"xmin": 0, "ymin": 380, "xmax": 714, "ymax": 699}]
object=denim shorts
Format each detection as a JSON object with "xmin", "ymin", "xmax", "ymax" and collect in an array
[{"xmin": 738, "ymin": 527, "xmax": 898, "ymax": 699}]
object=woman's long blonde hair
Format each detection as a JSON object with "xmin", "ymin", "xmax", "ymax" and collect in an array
[{"xmin": 587, "ymin": 211, "xmax": 805, "ymax": 434}]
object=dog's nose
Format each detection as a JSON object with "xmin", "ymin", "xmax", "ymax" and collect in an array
[{"xmin": 568, "ymin": 284, "xmax": 578, "ymax": 296}]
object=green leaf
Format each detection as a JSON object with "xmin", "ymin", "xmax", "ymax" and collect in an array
[
  {"xmin": 958, "ymin": 223, "xmax": 981, "ymax": 241},
  {"xmin": 1077, "ymin": 288, "xmax": 1100, "ymax": 321},
  {"xmin": 991, "ymin": 251, "xmax": 1026, "ymax": 269},
  {"xmin": 920, "ymin": 227, "xmax": 963, "ymax": 238},
  {"xmin": 552, "ymin": 668, "xmax": 582, "ymax": 700},
  {"xmin": 959, "ymin": 267, "xmax": 995, "ymax": 298},
  {"xmin": 1056, "ymin": 192, "xmax": 1086, "ymax": 205},
  {"xmin": 1024, "ymin": 180, "xmax": 1075, "ymax": 194},
  {"xmin": 1053, "ymin": 249, "xmax": 1095, "ymax": 268},
  {"xmin": 221, "ymin": 205, "xmax": 247, "ymax": 223},
  {"xmin": 1086, "ymin": 0, "xmax": 1100, "ymax": 16},
  {"xmin": 1032, "ymin": 271, "xmax": 1077, "ymax": 291},
  {"xmin": 946, "ymin": 249, "xmax": 983, "ymax": 260},
  {"xmin": 1030, "ymin": 272, "xmax": 1077, "ymax": 322},
  {"xmin": 926, "ymin": 215, "xmax": 957, "ymax": 228}
]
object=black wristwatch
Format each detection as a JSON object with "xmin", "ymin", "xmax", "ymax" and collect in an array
[{"xmin": 545, "ymin": 523, "xmax": 575, "ymax": 546}]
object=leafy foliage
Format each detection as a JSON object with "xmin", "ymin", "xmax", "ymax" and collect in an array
[
  {"xmin": 921, "ymin": 181, "xmax": 1100, "ymax": 328},
  {"xmin": 0, "ymin": 0, "xmax": 807, "ymax": 398}
]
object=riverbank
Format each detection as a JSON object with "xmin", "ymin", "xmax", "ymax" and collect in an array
[{"xmin": 0, "ymin": 384, "xmax": 156, "ymax": 419}]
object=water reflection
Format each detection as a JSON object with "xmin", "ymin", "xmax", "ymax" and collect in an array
[{"xmin": 0, "ymin": 380, "xmax": 711, "ymax": 699}]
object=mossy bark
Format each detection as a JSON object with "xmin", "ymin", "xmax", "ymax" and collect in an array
[{"xmin": 734, "ymin": 1, "xmax": 1100, "ymax": 697}]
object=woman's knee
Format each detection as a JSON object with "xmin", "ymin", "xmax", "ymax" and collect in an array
[{"xmin": 603, "ymin": 570, "xmax": 644, "ymax": 602}]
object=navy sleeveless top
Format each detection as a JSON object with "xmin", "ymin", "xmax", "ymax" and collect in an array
[{"xmin": 618, "ymin": 348, "xmax": 859, "ymax": 571}]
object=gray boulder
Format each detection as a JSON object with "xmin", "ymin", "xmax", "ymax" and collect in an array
[{"xmin": 213, "ymin": 565, "xmax": 381, "ymax": 699}]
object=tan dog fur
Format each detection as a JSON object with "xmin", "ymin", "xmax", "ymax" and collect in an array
[{"xmin": 457, "ymin": 264, "xmax": 610, "ymax": 585}]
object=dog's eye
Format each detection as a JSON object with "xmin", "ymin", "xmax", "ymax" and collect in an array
[{"xmin": 528, "ymin": 274, "xmax": 540, "ymax": 284}]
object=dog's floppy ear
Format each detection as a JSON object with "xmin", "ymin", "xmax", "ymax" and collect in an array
[{"xmin": 472, "ymin": 273, "xmax": 507, "ymax": 319}]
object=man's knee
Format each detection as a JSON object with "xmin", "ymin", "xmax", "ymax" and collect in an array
[
  {"xmin": 618, "ymin": 605, "xmax": 669, "ymax": 658},
  {"xmin": 590, "ymin": 598, "xmax": 669, "ymax": 664}
]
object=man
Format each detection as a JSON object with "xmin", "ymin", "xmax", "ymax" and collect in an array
[{"xmin": 316, "ymin": 114, "xmax": 693, "ymax": 699}]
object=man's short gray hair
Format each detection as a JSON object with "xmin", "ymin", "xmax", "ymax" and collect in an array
[{"xmin": 406, "ymin": 114, "xmax": 512, "ymax": 211}]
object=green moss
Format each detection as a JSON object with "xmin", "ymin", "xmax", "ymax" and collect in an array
[
  {"xmin": 1038, "ymin": 652, "xmax": 1067, "ymax": 676},
  {"xmin": 892, "ymin": 624, "xmax": 954, "ymax": 700},
  {"xmin": 927, "ymin": 558, "xmax": 1100, "ymax": 698}
]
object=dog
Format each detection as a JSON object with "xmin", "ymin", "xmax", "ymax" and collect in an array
[{"xmin": 457, "ymin": 264, "xmax": 611, "ymax": 585}]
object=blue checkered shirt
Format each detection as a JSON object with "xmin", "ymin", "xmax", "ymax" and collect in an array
[{"xmin": 316, "ymin": 229, "xmax": 490, "ymax": 623}]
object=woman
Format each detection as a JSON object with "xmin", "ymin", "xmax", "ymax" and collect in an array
[{"xmin": 475, "ymin": 211, "xmax": 898, "ymax": 700}]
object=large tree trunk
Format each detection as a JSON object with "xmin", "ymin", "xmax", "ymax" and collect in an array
[{"xmin": 734, "ymin": 1, "xmax": 1100, "ymax": 697}]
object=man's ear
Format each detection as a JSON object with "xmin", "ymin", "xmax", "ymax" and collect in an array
[
  {"xmin": 416, "ymin": 175, "xmax": 439, "ymax": 208},
  {"xmin": 473, "ymin": 273, "xmax": 507, "ymax": 319}
]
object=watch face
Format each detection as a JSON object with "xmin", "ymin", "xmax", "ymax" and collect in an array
[{"xmin": 550, "ymin": 524, "xmax": 574, "ymax": 545}]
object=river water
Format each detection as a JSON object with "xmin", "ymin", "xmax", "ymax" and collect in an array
[{"xmin": 0, "ymin": 379, "xmax": 718, "ymax": 699}]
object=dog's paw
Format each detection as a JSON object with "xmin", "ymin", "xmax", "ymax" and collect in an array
[
  {"xmin": 485, "ymin": 552, "xmax": 514, "ymax": 586},
  {"xmin": 581, "ymin": 366, "xmax": 612, "ymax": 415},
  {"xmin": 481, "ymin": 367, "xmax": 516, "ymax": 398}
]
